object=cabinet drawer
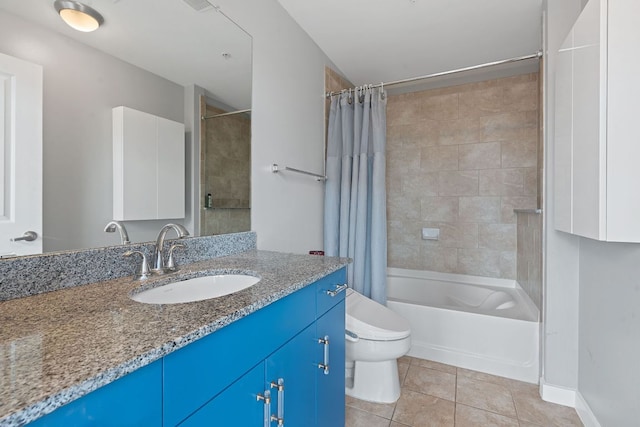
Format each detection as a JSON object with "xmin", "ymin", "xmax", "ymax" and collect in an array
[
  {"xmin": 316, "ymin": 268, "xmax": 347, "ymax": 316},
  {"xmin": 163, "ymin": 283, "xmax": 316, "ymax": 426}
]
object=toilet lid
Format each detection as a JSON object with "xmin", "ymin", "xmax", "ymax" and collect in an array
[{"xmin": 346, "ymin": 289, "xmax": 411, "ymax": 341}]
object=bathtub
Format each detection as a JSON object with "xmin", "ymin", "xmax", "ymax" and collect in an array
[{"xmin": 386, "ymin": 267, "xmax": 539, "ymax": 383}]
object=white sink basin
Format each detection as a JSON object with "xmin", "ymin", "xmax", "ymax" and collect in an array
[{"xmin": 131, "ymin": 274, "xmax": 260, "ymax": 304}]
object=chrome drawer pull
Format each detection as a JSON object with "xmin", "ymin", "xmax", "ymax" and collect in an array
[{"xmin": 326, "ymin": 284, "xmax": 348, "ymax": 297}]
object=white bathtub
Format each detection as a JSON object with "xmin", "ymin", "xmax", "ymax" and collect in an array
[{"xmin": 386, "ymin": 267, "xmax": 540, "ymax": 383}]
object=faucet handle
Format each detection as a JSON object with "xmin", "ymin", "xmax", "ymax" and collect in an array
[
  {"xmin": 166, "ymin": 243, "xmax": 185, "ymax": 271},
  {"xmin": 123, "ymin": 250, "xmax": 152, "ymax": 280}
]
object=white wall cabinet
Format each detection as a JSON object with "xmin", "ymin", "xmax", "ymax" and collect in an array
[
  {"xmin": 554, "ymin": 0, "xmax": 640, "ymax": 242},
  {"xmin": 113, "ymin": 106, "xmax": 185, "ymax": 221}
]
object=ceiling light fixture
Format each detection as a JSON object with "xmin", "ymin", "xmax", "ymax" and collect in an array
[{"xmin": 54, "ymin": 0, "xmax": 104, "ymax": 32}]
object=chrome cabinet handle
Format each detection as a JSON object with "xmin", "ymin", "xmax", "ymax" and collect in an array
[
  {"xmin": 318, "ymin": 335, "xmax": 330, "ymax": 375},
  {"xmin": 10, "ymin": 231, "xmax": 38, "ymax": 242},
  {"xmin": 257, "ymin": 390, "xmax": 271, "ymax": 427},
  {"xmin": 270, "ymin": 379, "xmax": 284, "ymax": 425},
  {"xmin": 325, "ymin": 284, "xmax": 348, "ymax": 297}
]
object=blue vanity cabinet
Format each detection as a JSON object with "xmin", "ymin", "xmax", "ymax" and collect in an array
[
  {"xmin": 177, "ymin": 362, "xmax": 265, "ymax": 427},
  {"xmin": 316, "ymin": 301, "xmax": 346, "ymax": 426},
  {"xmin": 28, "ymin": 359, "xmax": 162, "ymax": 427},
  {"xmin": 163, "ymin": 284, "xmax": 316, "ymax": 426}
]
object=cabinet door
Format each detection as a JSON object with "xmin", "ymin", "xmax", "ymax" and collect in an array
[
  {"xmin": 179, "ymin": 362, "xmax": 265, "ymax": 427},
  {"xmin": 265, "ymin": 323, "xmax": 317, "ymax": 426},
  {"xmin": 316, "ymin": 300, "xmax": 346, "ymax": 427},
  {"xmin": 156, "ymin": 116, "xmax": 185, "ymax": 219},
  {"xmin": 29, "ymin": 360, "xmax": 162, "ymax": 427}
]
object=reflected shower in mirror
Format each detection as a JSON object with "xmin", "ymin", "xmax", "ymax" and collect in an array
[
  {"xmin": 0, "ymin": 0, "xmax": 251, "ymax": 254},
  {"xmin": 200, "ymin": 99, "xmax": 251, "ymax": 235}
]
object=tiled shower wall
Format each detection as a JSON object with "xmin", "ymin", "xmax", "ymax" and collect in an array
[
  {"xmin": 200, "ymin": 100, "xmax": 251, "ymax": 236},
  {"xmin": 386, "ymin": 73, "xmax": 539, "ymax": 279}
]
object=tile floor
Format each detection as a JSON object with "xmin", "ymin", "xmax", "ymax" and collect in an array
[{"xmin": 345, "ymin": 356, "xmax": 583, "ymax": 427}]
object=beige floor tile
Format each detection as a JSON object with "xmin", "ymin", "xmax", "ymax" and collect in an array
[
  {"xmin": 392, "ymin": 389, "xmax": 455, "ymax": 427},
  {"xmin": 512, "ymin": 393, "xmax": 583, "ymax": 427},
  {"xmin": 412, "ymin": 358, "xmax": 457, "ymax": 375},
  {"xmin": 398, "ymin": 361, "xmax": 410, "ymax": 385},
  {"xmin": 399, "ymin": 355, "xmax": 415, "ymax": 365},
  {"xmin": 456, "ymin": 375, "xmax": 517, "ymax": 418},
  {"xmin": 390, "ymin": 423, "xmax": 410, "ymax": 427},
  {"xmin": 517, "ymin": 422, "xmax": 545, "ymax": 427},
  {"xmin": 455, "ymin": 404, "xmax": 519, "ymax": 427},
  {"xmin": 404, "ymin": 365, "xmax": 456, "ymax": 401},
  {"xmin": 457, "ymin": 367, "xmax": 540, "ymax": 395},
  {"xmin": 345, "ymin": 406, "xmax": 392, "ymax": 427},
  {"xmin": 346, "ymin": 395, "xmax": 396, "ymax": 420}
]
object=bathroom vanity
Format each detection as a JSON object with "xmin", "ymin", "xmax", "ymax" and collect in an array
[{"xmin": 0, "ymin": 240, "xmax": 348, "ymax": 427}]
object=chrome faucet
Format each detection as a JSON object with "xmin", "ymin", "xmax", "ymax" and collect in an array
[
  {"xmin": 152, "ymin": 223, "xmax": 189, "ymax": 273},
  {"xmin": 104, "ymin": 221, "xmax": 131, "ymax": 244}
]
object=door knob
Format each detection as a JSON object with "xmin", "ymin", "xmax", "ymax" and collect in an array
[{"xmin": 10, "ymin": 231, "xmax": 38, "ymax": 242}]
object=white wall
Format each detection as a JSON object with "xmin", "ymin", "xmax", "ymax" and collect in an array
[
  {"xmin": 541, "ymin": 0, "xmax": 584, "ymax": 391},
  {"xmin": 578, "ymin": 239, "xmax": 640, "ymax": 425},
  {"xmin": 0, "ymin": 11, "xmax": 187, "ymax": 252},
  {"xmin": 215, "ymin": 0, "xmax": 332, "ymax": 254}
]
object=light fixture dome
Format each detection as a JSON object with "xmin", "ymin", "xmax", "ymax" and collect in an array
[{"xmin": 54, "ymin": 0, "xmax": 104, "ymax": 32}]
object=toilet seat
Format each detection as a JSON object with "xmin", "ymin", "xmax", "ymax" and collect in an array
[{"xmin": 346, "ymin": 289, "xmax": 411, "ymax": 341}]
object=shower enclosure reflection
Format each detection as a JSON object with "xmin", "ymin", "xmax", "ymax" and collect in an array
[{"xmin": 200, "ymin": 99, "xmax": 251, "ymax": 235}]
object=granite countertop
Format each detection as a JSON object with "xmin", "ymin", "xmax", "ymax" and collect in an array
[{"xmin": 0, "ymin": 250, "xmax": 349, "ymax": 426}]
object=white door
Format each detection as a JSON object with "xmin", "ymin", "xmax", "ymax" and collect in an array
[{"xmin": 0, "ymin": 52, "xmax": 42, "ymax": 257}]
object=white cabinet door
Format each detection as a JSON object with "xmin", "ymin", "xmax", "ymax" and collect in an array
[
  {"xmin": 0, "ymin": 53, "xmax": 42, "ymax": 256},
  {"xmin": 113, "ymin": 106, "xmax": 184, "ymax": 221}
]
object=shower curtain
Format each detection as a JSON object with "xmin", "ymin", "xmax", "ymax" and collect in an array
[{"xmin": 324, "ymin": 86, "xmax": 388, "ymax": 304}]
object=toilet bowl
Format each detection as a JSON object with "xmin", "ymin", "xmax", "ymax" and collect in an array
[{"xmin": 345, "ymin": 288, "xmax": 411, "ymax": 403}]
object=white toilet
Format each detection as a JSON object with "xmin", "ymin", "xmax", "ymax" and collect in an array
[{"xmin": 345, "ymin": 288, "xmax": 411, "ymax": 403}]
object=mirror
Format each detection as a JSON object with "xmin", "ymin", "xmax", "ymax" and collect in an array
[{"xmin": 0, "ymin": 0, "xmax": 252, "ymax": 254}]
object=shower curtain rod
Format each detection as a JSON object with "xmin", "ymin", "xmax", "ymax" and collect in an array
[
  {"xmin": 201, "ymin": 108, "xmax": 251, "ymax": 120},
  {"xmin": 325, "ymin": 51, "xmax": 542, "ymax": 98}
]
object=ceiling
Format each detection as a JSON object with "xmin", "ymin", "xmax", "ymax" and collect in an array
[
  {"xmin": 276, "ymin": 0, "xmax": 543, "ymax": 89},
  {"xmin": 0, "ymin": 0, "xmax": 252, "ymax": 110}
]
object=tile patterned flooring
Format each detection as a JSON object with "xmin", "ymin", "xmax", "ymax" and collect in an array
[{"xmin": 346, "ymin": 356, "xmax": 583, "ymax": 427}]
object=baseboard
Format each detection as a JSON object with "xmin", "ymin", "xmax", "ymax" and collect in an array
[
  {"xmin": 539, "ymin": 379, "xmax": 576, "ymax": 407},
  {"xmin": 575, "ymin": 392, "xmax": 602, "ymax": 427},
  {"xmin": 539, "ymin": 379, "xmax": 602, "ymax": 427}
]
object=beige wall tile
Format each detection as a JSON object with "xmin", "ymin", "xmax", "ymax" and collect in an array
[
  {"xmin": 503, "ymin": 80, "xmax": 538, "ymax": 112},
  {"xmin": 478, "ymin": 224, "xmax": 517, "ymax": 251},
  {"xmin": 415, "ymin": 92, "xmax": 459, "ymax": 121},
  {"xmin": 501, "ymin": 139, "xmax": 538, "ymax": 168},
  {"xmin": 421, "ymin": 197, "xmax": 459, "ymax": 222},
  {"xmin": 458, "ymin": 197, "xmax": 501, "ymax": 223},
  {"xmin": 388, "ymin": 192, "xmax": 421, "ymax": 221},
  {"xmin": 457, "ymin": 248, "xmax": 502, "ymax": 277},
  {"xmin": 438, "ymin": 117, "xmax": 481, "ymax": 145},
  {"xmin": 437, "ymin": 171, "xmax": 478, "ymax": 196},
  {"xmin": 421, "ymin": 145, "xmax": 458, "ymax": 171},
  {"xmin": 423, "ymin": 221, "xmax": 479, "ymax": 249},
  {"xmin": 480, "ymin": 112, "xmax": 533, "ymax": 142},
  {"xmin": 523, "ymin": 167, "xmax": 538, "ymax": 196},
  {"xmin": 458, "ymin": 86, "xmax": 504, "ymax": 118},
  {"xmin": 385, "ymin": 72, "xmax": 539, "ymax": 279},
  {"xmin": 388, "ymin": 242, "xmax": 422, "ymax": 269},
  {"xmin": 404, "ymin": 171, "xmax": 439, "ymax": 197},
  {"xmin": 420, "ymin": 246, "xmax": 458, "ymax": 272},
  {"xmin": 500, "ymin": 196, "xmax": 537, "ymax": 223},
  {"xmin": 479, "ymin": 169, "xmax": 524, "ymax": 196},
  {"xmin": 458, "ymin": 142, "xmax": 501, "ymax": 170}
]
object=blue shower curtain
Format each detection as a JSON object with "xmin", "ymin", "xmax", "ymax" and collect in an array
[{"xmin": 324, "ymin": 86, "xmax": 387, "ymax": 304}]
